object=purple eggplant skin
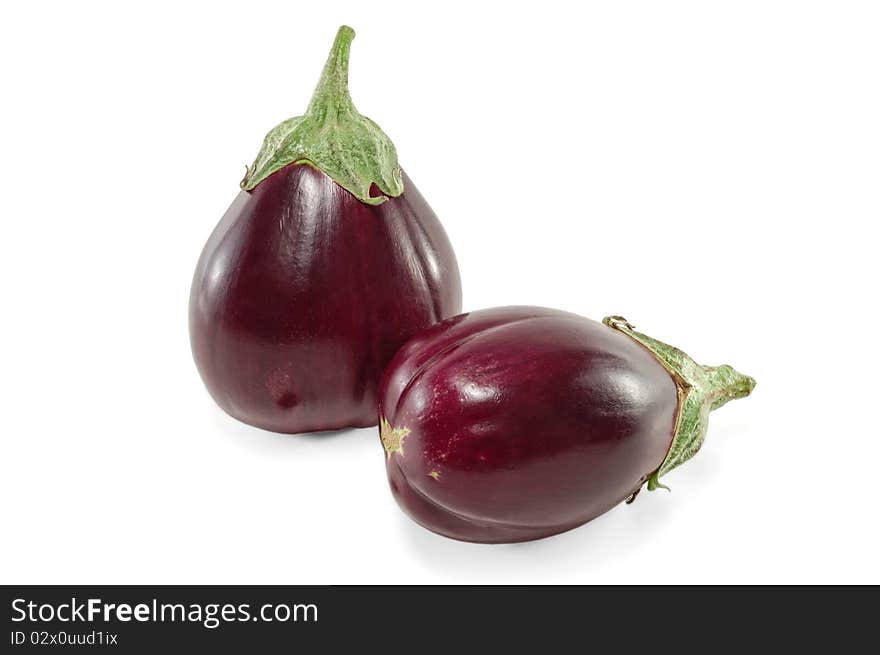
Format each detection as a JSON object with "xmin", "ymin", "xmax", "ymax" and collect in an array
[
  {"xmin": 189, "ymin": 162, "xmax": 462, "ymax": 434},
  {"xmin": 378, "ymin": 306, "xmax": 679, "ymax": 543}
]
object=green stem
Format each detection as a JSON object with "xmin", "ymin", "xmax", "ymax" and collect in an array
[
  {"xmin": 239, "ymin": 25, "xmax": 403, "ymax": 205},
  {"xmin": 602, "ymin": 316, "xmax": 756, "ymax": 490},
  {"xmin": 704, "ymin": 364, "xmax": 756, "ymax": 410},
  {"xmin": 307, "ymin": 26, "xmax": 356, "ymax": 120}
]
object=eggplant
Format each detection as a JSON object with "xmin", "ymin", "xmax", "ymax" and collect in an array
[
  {"xmin": 378, "ymin": 307, "xmax": 755, "ymax": 543},
  {"xmin": 190, "ymin": 27, "xmax": 461, "ymax": 434}
]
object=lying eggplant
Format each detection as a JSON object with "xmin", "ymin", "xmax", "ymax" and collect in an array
[
  {"xmin": 190, "ymin": 26, "xmax": 461, "ymax": 433},
  {"xmin": 378, "ymin": 307, "xmax": 755, "ymax": 543}
]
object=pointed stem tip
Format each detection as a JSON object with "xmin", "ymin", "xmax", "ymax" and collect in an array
[
  {"xmin": 703, "ymin": 365, "xmax": 756, "ymax": 411},
  {"xmin": 336, "ymin": 25, "xmax": 356, "ymax": 41},
  {"xmin": 308, "ymin": 25, "xmax": 357, "ymax": 116}
]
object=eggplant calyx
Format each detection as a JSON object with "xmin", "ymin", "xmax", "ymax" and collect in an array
[
  {"xmin": 603, "ymin": 316, "xmax": 756, "ymax": 490},
  {"xmin": 240, "ymin": 25, "xmax": 403, "ymax": 205}
]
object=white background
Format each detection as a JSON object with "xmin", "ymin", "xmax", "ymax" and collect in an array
[{"xmin": 2, "ymin": 1, "xmax": 878, "ymax": 584}]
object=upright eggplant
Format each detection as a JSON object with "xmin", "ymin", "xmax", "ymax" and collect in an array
[
  {"xmin": 378, "ymin": 307, "xmax": 755, "ymax": 543},
  {"xmin": 190, "ymin": 27, "xmax": 461, "ymax": 434}
]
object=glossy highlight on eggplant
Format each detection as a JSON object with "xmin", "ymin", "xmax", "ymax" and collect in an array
[
  {"xmin": 378, "ymin": 307, "xmax": 754, "ymax": 543},
  {"xmin": 189, "ymin": 27, "xmax": 461, "ymax": 433}
]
